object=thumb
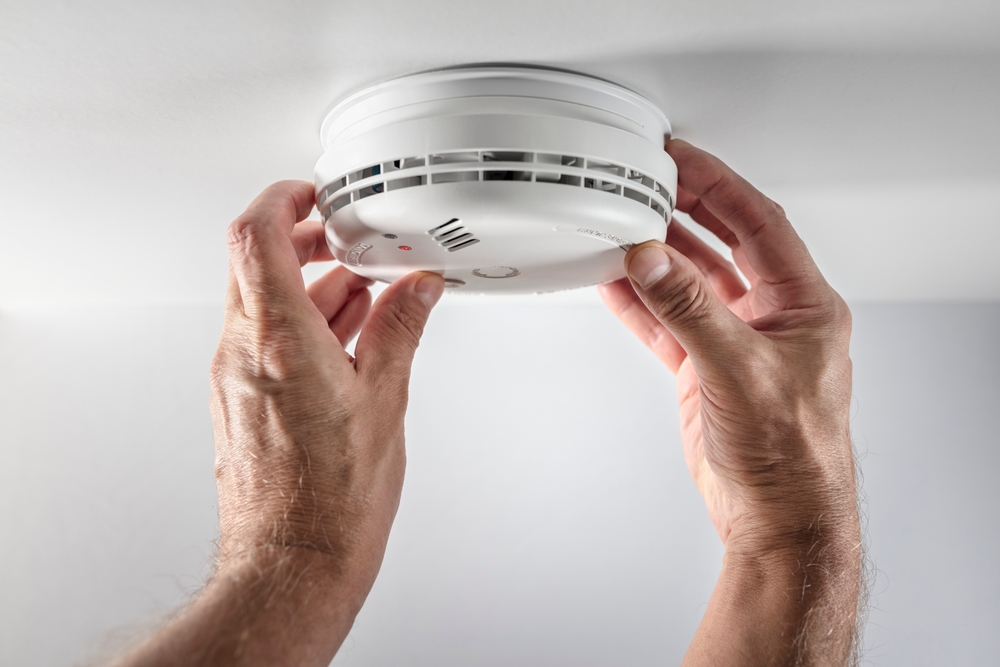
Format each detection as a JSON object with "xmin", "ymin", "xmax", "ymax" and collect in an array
[
  {"xmin": 354, "ymin": 272, "xmax": 445, "ymax": 388},
  {"xmin": 625, "ymin": 241, "xmax": 749, "ymax": 369}
]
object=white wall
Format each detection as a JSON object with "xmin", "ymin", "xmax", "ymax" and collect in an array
[
  {"xmin": 847, "ymin": 305, "xmax": 1000, "ymax": 663},
  {"xmin": 1, "ymin": 301, "xmax": 997, "ymax": 666}
]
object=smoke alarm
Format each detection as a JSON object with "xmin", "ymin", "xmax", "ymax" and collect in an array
[{"xmin": 313, "ymin": 65, "xmax": 677, "ymax": 294}]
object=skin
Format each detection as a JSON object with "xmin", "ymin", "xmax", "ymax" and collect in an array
[
  {"xmin": 115, "ymin": 139, "xmax": 861, "ymax": 666},
  {"xmin": 600, "ymin": 140, "xmax": 861, "ymax": 665}
]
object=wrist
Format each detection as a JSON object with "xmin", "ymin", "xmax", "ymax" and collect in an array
[
  {"xmin": 724, "ymin": 427, "xmax": 860, "ymax": 552},
  {"xmin": 684, "ymin": 516, "xmax": 862, "ymax": 667},
  {"xmin": 687, "ymin": 497, "xmax": 862, "ymax": 666},
  {"xmin": 120, "ymin": 545, "xmax": 362, "ymax": 666},
  {"xmin": 723, "ymin": 513, "xmax": 861, "ymax": 602},
  {"xmin": 214, "ymin": 542, "xmax": 367, "ymax": 619},
  {"xmin": 725, "ymin": 492, "xmax": 860, "ymax": 562}
]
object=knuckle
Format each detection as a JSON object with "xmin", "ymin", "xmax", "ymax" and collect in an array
[
  {"xmin": 831, "ymin": 293, "xmax": 853, "ymax": 333},
  {"xmin": 378, "ymin": 300, "xmax": 426, "ymax": 351},
  {"xmin": 226, "ymin": 217, "xmax": 258, "ymax": 252},
  {"xmin": 769, "ymin": 198, "xmax": 787, "ymax": 220},
  {"xmin": 813, "ymin": 289, "xmax": 853, "ymax": 338},
  {"xmin": 226, "ymin": 215, "xmax": 263, "ymax": 256},
  {"xmin": 252, "ymin": 325, "xmax": 308, "ymax": 382},
  {"xmin": 650, "ymin": 272, "xmax": 710, "ymax": 326},
  {"xmin": 213, "ymin": 317, "xmax": 309, "ymax": 386}
]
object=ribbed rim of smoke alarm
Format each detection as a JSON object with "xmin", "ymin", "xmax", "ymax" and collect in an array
[{"xmin": 320, "ymin": 64, "xmax": 671, "ymax": 149}]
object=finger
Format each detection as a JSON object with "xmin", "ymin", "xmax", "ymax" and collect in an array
[
  {"xmin": 226, "ymin": 180, "xmax": 316, "ymax": 319},
  {"xmin": 354, "ymin": 272, "xmax": 445, "ymax": 393},
  {"xmin": 665, "ymin": 221, "xmax": 747, "ymax": 305},
  {"xmin": 624, "ymin": 240, "xmax": 753, "ymax": 373},
  {"xmin": 290, "ymin": 220, "xmax": 335, "ymax": 266},
  {"xmin": 598, "ymin": 278, "xmax": 688, "ymax": 373},
  {"xmin": 676, "ymin": 184, "xmax": 738, "ymax": 248},
  {"xmin": 729, "ymin": 244, "xmax": 760, "ymax": 288},
  {"xmin": 306, "ymin": 265, "xmax": 375, "ymax": 322},
  {"xmin": 330, "ymin": 288, "xmax": 372, "ymax": 347},
  {"xmin": 666, "ymin": 139, "xmax": 820, "ymax": 287},
  {"xmin": 676, "ymin": 185, "xmax": 761, "ymax": 286}
]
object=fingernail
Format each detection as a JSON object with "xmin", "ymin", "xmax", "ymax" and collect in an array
[
  {"xmin": 414, "ymin": 273, "xmax": 445, "ymax": 307},
  {"xmin": 629, "ymin": 247, "xmax": 672, "ymax": 288}
]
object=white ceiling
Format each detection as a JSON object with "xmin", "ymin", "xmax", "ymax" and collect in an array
[{"xmin": 2, "ymin": 0, "xmax": 999, "ymax": 307}]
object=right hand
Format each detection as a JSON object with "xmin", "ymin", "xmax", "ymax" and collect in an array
[
  {"xmin": 117, "ymin": 181, "xmax": 445, "ymax": 667},
  {"xmin": 599, "ymin": 139, "xmax": 858, "ymax": 556},
  {"xmin": 210, "ymin": 181, "xmax": 444, "ymax": 615}
]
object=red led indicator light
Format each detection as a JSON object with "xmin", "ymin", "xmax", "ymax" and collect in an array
[{"xmin": 398, "ymin": 245, "xmax": 412, "ymax": 251}]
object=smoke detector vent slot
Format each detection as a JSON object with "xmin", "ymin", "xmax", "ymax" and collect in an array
[
  {"xmin": 432, "ymin": 152, "xmax": 481, "ymax": 165},
  {"xmin": 446, "ymin": 238, "xmax": 480, "ymax": 251},
  {"xmin": 324, "ymin": 177, "xmax": 347, "ymax": 201},
  {"xmin": 387, "ymin": 175, "xmax": 425, "ymax": 191},
  {"xmin": 434, "ymin": 228, "xmax": 465, "ymax": 242},
  {"xmin": 484, "ymin": 151, "xmax": 532, "ymax": 163},
  {"xmin": 426, "ymin": 218, "xmax": 480, "ymax": 252},
  {"xmin": 432, "ymin": 171, "xmax": 480, "ymax": 184},
  {"xmin": 484, "ymin": 170, "xmax": 530, "ymax": 181},
  {"xmin": 623, "ymin": 187, "xmax": 649, "ymax": 206},
  {"xmin": 428, "ymin": 218, "xmax": 462, "ymax": 234},
  {"xmin": 441, "ymin": 233, "xmax": 473, "ymax": 246}
]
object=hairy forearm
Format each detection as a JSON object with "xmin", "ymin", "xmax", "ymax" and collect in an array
[
  {"xmin": 684, "ymin": 515, "xmax": 863, "ymax": 666},
  {"xmin": 115, "ymin": 546, "xmax": 358, "ymax": 667}
]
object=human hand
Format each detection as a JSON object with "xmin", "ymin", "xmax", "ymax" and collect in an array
[
  {"xmin": 117, "ymin": 181, "xmax": 444, "ymax": 667},
  {"xmin": 210, "ymin": 179, "xmax": 444, "ymax": 599},
  {"xmin": 599, "ymin": 140, "xmax": 861, "ymax": 664}
]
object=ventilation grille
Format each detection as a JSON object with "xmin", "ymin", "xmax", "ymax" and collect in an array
[
  {"xmin": 427, "ymin": 218, "xmax": 479, "ymax": 252},
  {"xmin": 320, "ymin": 151, "xmax": 673, "ymax": 222}
]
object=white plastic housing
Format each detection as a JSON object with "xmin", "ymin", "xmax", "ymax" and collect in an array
[{"xmin": 314, "ymin": 66, "xmax": 676, "ymax": 294}]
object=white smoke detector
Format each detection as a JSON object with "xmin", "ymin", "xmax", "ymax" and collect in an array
[{"xmin": 314, "ymin": 65, "xmax": 677, "ymax": 294}]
